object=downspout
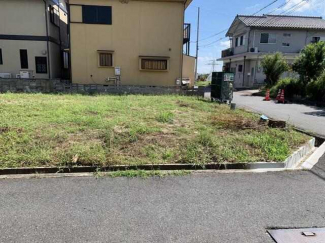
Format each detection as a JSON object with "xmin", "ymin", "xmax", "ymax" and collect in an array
[
  {"xmin": 242, "ymin": 56, "xmax": 246, "ymax": 87},
  {"xmin": 67, "ymin": 1, "xmax": 72, "ymax": 82},
  {"xmin": 43, "ymin": 0, "xmax": 51, "ymax": 79},
  {"xmin": 58, "ymin": 3, "xmax": 63, "ymax": 80},
  {"xmin": 180, "ymin": 2, "xmax": 185, "ymax": 88},
  {"xmin": 246, "ymin": 28, "xmax": 251, "ymax": 53}
]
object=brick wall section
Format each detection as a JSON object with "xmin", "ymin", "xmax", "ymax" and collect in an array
[{"xmin": 0, "ymin": 79, "xmax": 206, "ymax": 96}]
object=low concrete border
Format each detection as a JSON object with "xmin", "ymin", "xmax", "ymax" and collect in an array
[
  {"xmin": 0, "ymin": 162, "xmax": 285, "ymax": 175},
  {"xmin": 300, "ymin": 142, "xmax": 325, "ymax": 170},
  {"xmin": 284, "ymin": 138, "xmax": 315, "ymax": 169}
]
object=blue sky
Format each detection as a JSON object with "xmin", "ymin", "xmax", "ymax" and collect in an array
[{"xmin": 185, "ymin": 0, "xmax": 325, "ymax": 74}]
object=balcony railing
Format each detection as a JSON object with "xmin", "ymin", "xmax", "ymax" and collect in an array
[
  {"xmin": 221, "ymin": 48, "xmax": 234, "ymax": 58},
  {"xmin": 184, "ymin": 23, "xmax": 191, "ymax": 55}
]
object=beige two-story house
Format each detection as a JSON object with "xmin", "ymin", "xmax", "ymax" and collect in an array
[
  {"xmin": 218, "ymin": 15, "xmax": 325, "ymax": 88},
  {"xmin": 69, "ymin": 0, "xmax": 195, "ymax": 86},
  {"xmin": 0, "ymin": 0, "xmax": 69, "ymax": 79}
]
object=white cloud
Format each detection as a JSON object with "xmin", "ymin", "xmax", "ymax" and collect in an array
[
  {"xmin": 280, "ymin": 0, "xmax": 325, "ymax": 15},
  {"xmin": 219, "ymin": 40, "xmax": 231, "ymax": 48},
  {"xmin": 246, "ymin": 3, "xmax": 262, "ymax": 11}
]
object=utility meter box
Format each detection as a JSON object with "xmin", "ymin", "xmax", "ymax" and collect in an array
[
  {"xmin": 115, "ymin": 67, "xmax": 121, "ymax": 76},
  {"xmin": 211, "ymin": 72, "xmax": 234, "ymax": 102}
]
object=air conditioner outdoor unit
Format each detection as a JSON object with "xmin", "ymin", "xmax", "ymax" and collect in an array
[
  {"xmin": 250, "ymin": 47, "xmax": 259, "ymax": 53},
  {"xmin": 0, "ymin": 73, "xmax": 12, "ymax": 78},
  {"xmin": 20, "ymin": 71, "xmax": 30, "ymax": 79}
]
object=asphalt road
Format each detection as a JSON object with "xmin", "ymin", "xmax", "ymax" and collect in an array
[
  {"xmin": 233, "ymin": 90, "xmax": 325, "ymax": 137},
  {"xmin": 1, "ymin": 156, "xmax": 325, "ymax": 243}
]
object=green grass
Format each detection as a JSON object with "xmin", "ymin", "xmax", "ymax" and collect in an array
[
  {"xmin": 0, "ymin": 93, "xmax": 310, "ymax": 168},
  {"xmin": 195, "ymin": 80, "xmax": 211, "ymax": 87}
]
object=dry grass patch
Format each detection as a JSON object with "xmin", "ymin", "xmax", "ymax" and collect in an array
[{"xmin": 0, "ymin": 93, "xmax": 310, "ymax": 168}]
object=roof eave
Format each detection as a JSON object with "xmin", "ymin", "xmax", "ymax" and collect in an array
[
  {"xmin": 226, "ymin": 16, "xmax": 247, "ymax": 37},
  {"xmin": 185, "ymin": 0, "xmax": 192, "ymax": 9}
]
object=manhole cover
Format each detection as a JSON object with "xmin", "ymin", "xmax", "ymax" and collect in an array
[{"xmin": 268, "ymin": 228, "xmax": 325, "ymax": 242}]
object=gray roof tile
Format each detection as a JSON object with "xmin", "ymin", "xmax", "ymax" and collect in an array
[{"xmin": 238, "ymin": 15, "xmax": 325, "ymax": 30}]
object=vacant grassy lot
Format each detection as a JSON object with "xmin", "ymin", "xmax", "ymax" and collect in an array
[{"xmin": 0, "ymin": 93, "xmax": 310, "ymax": 168}]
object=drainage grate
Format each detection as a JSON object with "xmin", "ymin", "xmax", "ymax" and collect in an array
[{"xmin": 268, "ymin": 228, "xmax": 325, "ymax": 242}]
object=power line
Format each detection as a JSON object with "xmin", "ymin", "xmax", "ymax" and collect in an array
[
  {"xmin": 267, "ymin": 0, "xmax": 293, "ymax": 14},
  {"xmin": 200, "ymin": 0, "xmax": 309, "ymax": 48},
  {"xmin": 197, "ymin": 0, "xmax": 279, "ymax": 43}
]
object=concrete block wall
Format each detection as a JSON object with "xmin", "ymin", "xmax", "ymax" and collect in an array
[{"xmin": 0, "ymin": 79, "xmax": 205, "ymax": 96}]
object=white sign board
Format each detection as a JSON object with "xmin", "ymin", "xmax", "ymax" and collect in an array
[
  {"xmin": 224, "ymin": 73, "xmax": 234, "ymax": 82},
  {"xmin": 115, "ymin": 67, "xmax": 121, "ymax": 76}
]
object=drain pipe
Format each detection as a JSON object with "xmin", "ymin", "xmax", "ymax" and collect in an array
[
  {"xmin": 242, "ymin": 56, "xmax": 246, "ymax": 87},
  {"xmin": 43, "ymin": 0, "xmax": 51, "ymax": 79}
]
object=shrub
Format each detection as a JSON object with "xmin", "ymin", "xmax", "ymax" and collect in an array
[
  {"xmin": 293, "ymin": 41, "xmax": 325, "ymax": 86},
  {"xmin": 269, "ymin": 78, "xmax": 301, "ymax": 98},
  {"xmin": 261, "ymin": 52, "xmax": 289, "ymax": 86},
  {"xmin": 306, "ymin": 71, "xmax": 325, "ymax": 102}
]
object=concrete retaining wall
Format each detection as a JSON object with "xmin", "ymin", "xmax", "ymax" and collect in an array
[{"xmin": 0, "ymin": 79, "xmax": 206, "ymax": 96}]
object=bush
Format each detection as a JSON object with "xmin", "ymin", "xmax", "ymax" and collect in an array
[
  {"xmin": 306, "ymin": 71, "xmax": 325, "ymax": 102},
  {"xmin": 293, "ymin": 41, "xmax": 325, "ymax": 86},
  {"xmin": 261, "ymin": 52, "xmax": 289, "ymax": 86},
  {"xmin": 269, "ymin": 78, "xmax": 302, "ymax": 98}
]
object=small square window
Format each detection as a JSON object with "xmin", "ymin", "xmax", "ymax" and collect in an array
[
  {"xmin": 235, "ymin": 38, "xmax": 239, "ymax": 47},
  {"xmin": 98, "ymin": 52, "xmax": 113, "ymax": 67},
  {"xmin": 140, "ymin": 58, "xmax": 169, "ymax": 71},
  {"xmin": 260, "ymin": 33, "xmax": 276, "ymax": 44},
  {"xmin": 238, "ymin": 65, "xmax": 243, "ymax": 72},
  {"xmin": 35, "ymin": 57, "xmax": 47, "ymax": 73},
  {"xmin": 312, "ymin": 37, "xmax": 321, "ymax": 43}
]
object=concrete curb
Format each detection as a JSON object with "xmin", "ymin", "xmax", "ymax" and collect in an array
[
  {"xmin": 300, "ymin": 142, "xmax": 325, "ymax": 170},
  {"xmin": 0, "ymin": 168, "xmax": 298, "ymax": 180},
  {"xmin": 0, "ymin": 162, "xmax": 285, "ymax": 175},
  {"xmin": 284, "ymin": 138, "xmax": 315, "ymax": 169}
]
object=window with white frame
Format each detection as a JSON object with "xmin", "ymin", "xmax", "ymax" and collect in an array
[
  {"xmin": 235, "ymin": 35, "xmax": 245, "ymax": 47},
  {"xmin": 260, "ymin": 33, "xmax": 276, "ymax": 44}
]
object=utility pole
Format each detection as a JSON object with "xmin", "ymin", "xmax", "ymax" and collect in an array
[
  {"xmin": 194, "ymin": 7, "xmax": 200, "ymax": 81},
  {"xmin": 207, "ymin": 60, "xmax": 220, "ymax": 73}
]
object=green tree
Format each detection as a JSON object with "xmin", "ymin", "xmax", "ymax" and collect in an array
[
  {"xmin": 306, "ymin": 70, "xmax": 325, "ymax": 102},
  {"xmin": 261, "ymin": 52, "xmax": 289, "ymax": 86},
  {"xmin": 292, "ymin": 41, "xmax": 325, "ymax": 86}
]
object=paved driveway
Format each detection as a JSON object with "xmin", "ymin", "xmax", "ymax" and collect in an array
[
  {"xmin": 233, "ymin": 90, "xmax": 325, "ymax": 137},
  {"xmin": 1, "ymin": 155, "xmax": 325, "ymax": 243}
]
